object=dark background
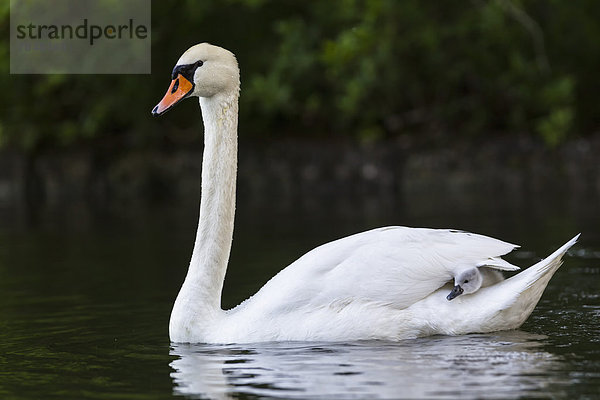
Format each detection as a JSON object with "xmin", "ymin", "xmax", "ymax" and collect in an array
[{"xmin": 0, "ymin": 0, "xmax": 599, "ymax": 207}]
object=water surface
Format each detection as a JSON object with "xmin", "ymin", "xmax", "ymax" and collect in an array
[{"xmin": 0, "ymin": 193, "xmax": 598, "ymax": 399}]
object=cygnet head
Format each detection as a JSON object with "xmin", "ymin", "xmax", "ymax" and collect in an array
[
  {"xmin": 447, "ymin": 267, "xmax": 483, "ymax": 301},
  {"xmin": 152, "ymin": 43, "xmax": 239, "ymax": 116}
]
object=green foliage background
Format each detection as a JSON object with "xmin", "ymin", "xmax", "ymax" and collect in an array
[{"xmin": 0, "ymin": 0, "xmax": 599, "ymax": 153}]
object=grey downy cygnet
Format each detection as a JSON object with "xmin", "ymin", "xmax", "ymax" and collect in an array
[{"xmin": 447, "ymin": 267, "xmax": 505, "ymax": 300}]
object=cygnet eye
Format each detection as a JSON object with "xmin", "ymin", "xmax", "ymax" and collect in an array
[{"xmin": 464, "ymin": 279, "xmax": 469, "ymax": 284}]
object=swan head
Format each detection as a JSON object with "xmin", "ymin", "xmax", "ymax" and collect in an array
[
  {"xmin": 152, "ymin": 43, "xmax": 239, "ymax": 116},
  {"xmin": 447, "ymin": 267, "xmax": 483, "ymax": 301}
]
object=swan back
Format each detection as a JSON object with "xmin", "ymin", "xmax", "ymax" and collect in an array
[
  {"xmin": 232, "ymin": 227, "xmax": 519, "ymax": 320},
  {"xmin": 215, "ymin": 234, "xmax": 578, "ymax": 343}
]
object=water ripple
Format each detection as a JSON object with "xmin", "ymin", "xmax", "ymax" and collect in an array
[{"xmin": 170, "ymin": 332, "xmax": 568, "ymax": 399}]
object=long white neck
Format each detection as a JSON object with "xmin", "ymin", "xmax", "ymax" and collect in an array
[{"xmin": 170, "ymin": 90, "xmax": 239, "ymax": 341}]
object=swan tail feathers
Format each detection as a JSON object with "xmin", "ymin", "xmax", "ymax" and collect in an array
[
  {"xmin": 490, "ymin": 234, "xmax": 579, "ymax": 330},
  {"xmin": 520, "ymin": 233, "xmax": 579, "ymax": 291}
]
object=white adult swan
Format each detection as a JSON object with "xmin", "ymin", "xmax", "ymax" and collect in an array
[{"xmin": 152, "ymin": 43, "xmax": 578, "ymax": 344}]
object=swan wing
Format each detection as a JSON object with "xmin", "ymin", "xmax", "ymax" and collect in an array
[{"xmin": 241, "ymin": 226, "xmax": 519, "ymax": 314}]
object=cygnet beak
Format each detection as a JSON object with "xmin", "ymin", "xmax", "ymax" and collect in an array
[
  {"xmin": 446, "ymin": 285, "xmax": 464, "ymax": 301},
  {"xmin": 152, "ymin": 74, "xmax": 194, "ymax": 116}
]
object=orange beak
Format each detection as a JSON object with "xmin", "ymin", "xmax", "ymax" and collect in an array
[{"xmin": 152, "ymin": 74, "xmax": 194, "ymax": 116}]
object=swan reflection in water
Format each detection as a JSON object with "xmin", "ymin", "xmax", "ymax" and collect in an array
[{"xmin": 170, "ymin": 331, "xmax": 566, "ymax": 399}]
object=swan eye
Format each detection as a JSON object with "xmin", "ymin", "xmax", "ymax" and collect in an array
[{"xmin": 171, "ymin": 61, "xmax": 204, "ymax": 81}]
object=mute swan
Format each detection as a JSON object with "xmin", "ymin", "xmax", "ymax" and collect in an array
[{"xmin": 152, "ymin": 43, "xmax": 579, "ymax": 344}]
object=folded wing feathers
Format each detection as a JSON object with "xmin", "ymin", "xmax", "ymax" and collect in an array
[
  {"xmin": 332, "ymin": 227, "xmax": 521, "ymax": 277},
  {"xmin": 320, "ymin": 227, "xmax": 521, "ymax": 294},
  {"xmin": 478, "ymin": 256, "xmax": 521, "ymax": 271}
]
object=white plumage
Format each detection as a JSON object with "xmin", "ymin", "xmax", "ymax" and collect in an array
[{"xmin": 152, "ymin": 43, "xmax": 578, "ymax": 344}]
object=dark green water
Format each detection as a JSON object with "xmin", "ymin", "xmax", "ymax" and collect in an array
[{"xmin": 0, "ymin": 189, "xmax": 599, "ymax": 399}]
